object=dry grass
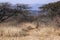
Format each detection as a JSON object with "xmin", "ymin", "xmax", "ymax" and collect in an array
[{"xmin": 0, "ymin": 21, "xmax": 60, "ymax": 40}]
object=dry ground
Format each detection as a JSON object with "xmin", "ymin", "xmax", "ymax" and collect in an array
[{"xmin": 0, "ymin": 22, "xmax": 60, "ymax": 40}]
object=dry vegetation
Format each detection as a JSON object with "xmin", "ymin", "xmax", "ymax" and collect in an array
[
  {"xmin": 0, "ymin": 1, "xmax": 60, "ymax": 40},
  {"xmin": 0, "ymin": 18, "xmax": 60, "ymax": 40}
]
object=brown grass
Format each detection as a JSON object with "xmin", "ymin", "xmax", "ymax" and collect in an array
[{"xmin": 0, "ymin": 21, "xmax": 60, "ymax": 40}]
